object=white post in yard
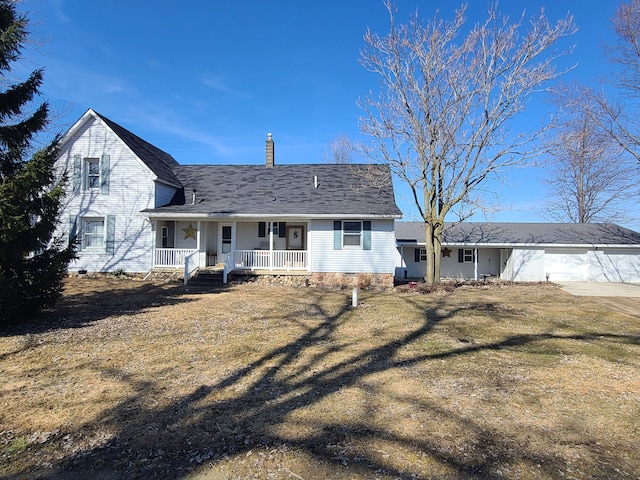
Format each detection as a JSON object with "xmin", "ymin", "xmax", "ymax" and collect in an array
[{"xmin": 352, "ymin": 287, "xmax": 358, "ymax": 307}]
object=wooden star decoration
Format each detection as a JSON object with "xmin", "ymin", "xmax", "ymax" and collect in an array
[
  {"xmin": 441, "ymin": 247, "xmax": 452, "ymax": 257},
  {"xmin": 183, "ymin": 223, "xmax": 197, "ymax": 240}
]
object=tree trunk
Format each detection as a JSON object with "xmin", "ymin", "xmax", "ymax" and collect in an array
[{"xmin": 424, "ymin": 222, "xmax": 442, "ymax": 286}]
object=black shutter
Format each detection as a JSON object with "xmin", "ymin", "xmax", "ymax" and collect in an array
[
  {"xmin": 414, "ymin": 248, "xmax": 421, "ymax": 262},
  {"xmin": 458, "ymin": 249, "xmax": 464, "ymax": 263},
  {"xmin": 279, "ymin": 222, "xmax": 286, "ymax": 238},
  {"xmin": 258, "ymin": 222, "xmax": 266, "ymax": 237}
]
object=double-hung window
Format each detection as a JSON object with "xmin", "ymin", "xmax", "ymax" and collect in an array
[
  {"xmin": 83, "ymin": 218, "xmax": 105, "ymax": 249},
  {"xmin": 458, "ymin": 248, "xmax": 474, "ymax": 263},
  {"xmin": 333, "ymin": 220, "xmax": 371, "ymax": 250},
  {"xmin": 69, "ymin": 215, "xmax": 115, "ymax": 254},
  {"xmin": 85, "ymin": 158, "xmax": 100, "ymax": 190},
  {"xmin": 342, "ymin": 221, "xmax": 362, "ymax": 247},
  {"xmin": 73, "ymin": 154, "xmax": 110, "ymax": 195}
]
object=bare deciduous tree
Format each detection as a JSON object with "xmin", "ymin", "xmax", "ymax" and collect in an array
[
  {"xmin": 542, "ymin": 84, "xmax": 639, "ymax": 224},
  {"xmin": 588, "ymin": 0, "xmax": 640, "ymax": 163},
  {"xmin": 323, "ymin": 134, "xmax": 354, "ymax": 164},
  {"xmin": 358, "ymin": 2, "xmax": 576, "ymax": 285}
]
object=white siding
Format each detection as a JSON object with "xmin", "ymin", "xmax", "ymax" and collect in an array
[
  {"xmin": 175, "ymin": 221, "xmax": 198, "ymax": 250},
  {"xmin": 55, "ymin": 116, "xmax": 155, "ymax": 273},
  {"xmin": 588, "ymin": 249, "xmax": 640, "ymax": 282},
  {"xmin": 310, "ymin": 219, "xmax": 396, "ymax": 274},
  {"xmin": 155, "ymin": 183, "xmax": 177, "ymax": 207}
]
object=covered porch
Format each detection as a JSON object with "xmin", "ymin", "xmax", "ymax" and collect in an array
[{"xmin": 151, "ymin": 219, "xmax": 309, "ymax": 281}]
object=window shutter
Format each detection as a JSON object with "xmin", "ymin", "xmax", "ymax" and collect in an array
[
  {"xmin": 72, "ymin": 155, "xmax": 81, "ymax": 194},
  {"xmin": 414, "ymin": 248, "xmax": 421, "ymax": 262},
  {"xmin": 258, "ymin": 222, "xmax": 266, "ymax": 237},
  {"xmin": 458, "ymin": 249, "xmax": 464, "ymax": 263},
  {"xmin": 363, "ymin": 221, "xmax": 371, "ymax": 250},
  {"xmin": 105, "ymin": 215, "xmax": 116, "ymax": 254},
  {"xmin": 278, "ymin": 222, "xmax": 286, "ymax": 238},
  {"xmin": 100, "ymin": 154, "xmax": 110, "ymax": 194},
  {"xmin": 69, "ymin": 215, "xmax": 80, "ymax": 251},
  {"xmin": 333, "ymin": 221, "xmax": 342, "ymax": 250}
]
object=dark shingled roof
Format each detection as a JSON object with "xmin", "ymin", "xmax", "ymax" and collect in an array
[
  {"xmin": 96, "ymin": 112, "xmax": 182, "ymax": 187},
  {"xmin": 396, "ymin": 222, "xmax": 640, "ymax": 246},
  {"xmin": 146, "ymin": 164, "xmax": 402, "ymax": 217}
]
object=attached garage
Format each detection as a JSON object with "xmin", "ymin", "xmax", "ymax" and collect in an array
[
  {"xmin": 395, "ymin": 222, "xmax": 640, "ymax": 284},
  {"xmin": 544, "ymin": 248, "xmax": 588, "ymax": 282}
]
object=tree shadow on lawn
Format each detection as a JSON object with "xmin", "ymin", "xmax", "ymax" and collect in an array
[
  {"xmin": 22, "ymin": 293, "xmax": 639, "ymax": 480},
  {"xmin": 0, "ymin": 279, "xmax": 219, "ymax": 338}
]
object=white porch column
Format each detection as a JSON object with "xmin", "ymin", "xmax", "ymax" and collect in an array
[
  {"xmin": 269, "ymin": 221, "xmax": 274, "ymax": 270},
  {"xmin": 196, "ymin": 220, "xmax": 202, "ymax": 267},
  {"xmin": 150, "ymin": 219, "xmax": 157, "ymax": 269},
  {"xmin": 307, "ymin": 221, "xmax": 312, "ymax": 272},
  {"xmin": 474, "ymin": 247, "xmax": 478, "ymax": 281},
  {"xmin": 231, "ymin": 221, "xmax": 237, "ymax": 251}
]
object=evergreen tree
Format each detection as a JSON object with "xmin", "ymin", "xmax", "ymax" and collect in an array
[{"xmin": 0, "ymin": 0, "xmax": 75, "ymax": 323}]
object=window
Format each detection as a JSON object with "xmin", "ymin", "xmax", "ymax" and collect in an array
[
  {"xmin": 458, "ymin": 248, "xmax": 474, "ymax": 263},
  {"xmin": 83, "ymin": 218, "xmax": 104, "ymax": 249},
  {"xmin": 333, "ymin": 220, "xmax": 371, "ymax": 250},
  {"xmin": 259, "ymin": 221, "xmax": 286, "ymax": 238},
  {"xmin": 161, "ymin": 226, "xmax": 169, "ymax": 248},
  {"xmin": 73, "ymin": 154, "xmax": 109, "ymax": 195},
  {"xmin": 85, "ymin": 158, "xmax": 100, "ymax": 190},
  {"xmin": 419, "ymin": 248, "xmax": 426, "ymax": 262},
  {"xmin": 343, "ymin": 221, "xmax": 362, "ymax": 247}
]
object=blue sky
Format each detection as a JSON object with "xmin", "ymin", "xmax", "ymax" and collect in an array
[{"xmin": 20, "ymin": 1, "xmax": 635, "ymax": 227}]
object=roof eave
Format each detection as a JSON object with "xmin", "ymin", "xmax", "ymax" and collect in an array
[
  {"xmin": 396, "ymin": 241, "xmax": 640, "ymax": 248},
  {"xmin": 143, "ymin": 212, "xmax": 403, "ymax": 220}
]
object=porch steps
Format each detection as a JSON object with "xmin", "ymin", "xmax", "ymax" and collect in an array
[{"xmin": 186, "ymin": 269, "xmax": 224, "ymax": 290}]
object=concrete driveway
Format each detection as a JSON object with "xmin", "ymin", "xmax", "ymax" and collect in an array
[{"xmin": 556, "ymin": 281, "xmax": 640, "ymax": 297}]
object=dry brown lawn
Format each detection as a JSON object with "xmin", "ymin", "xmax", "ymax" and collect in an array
[{"xmin": 1, "ymin": 277, "xmax": 639, "ymax": 479}]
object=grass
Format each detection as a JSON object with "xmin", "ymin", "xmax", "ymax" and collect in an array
[{"xmin": 1, "ymin": 277, "xmax": 639, "ymax": 479}]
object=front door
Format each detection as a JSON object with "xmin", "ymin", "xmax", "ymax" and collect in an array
[{"xmin": 286, "ymin": 225, "xmax": 305, "ymax": 250}]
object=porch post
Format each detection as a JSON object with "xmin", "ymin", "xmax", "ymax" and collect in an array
[
  {"xmin": 269, "ymin": 221, "xmax": 274, "ymax": 270},
  {"xmin": 474, "ymin": 247, "xmax": 478, "ymax": 281},
  {"xmin": 150, "ymin": 219, "xmax": 157, "ymax": 269},
  {"xmin": 196, "ymin": 220, "xmax": 202, "ymax": 267},
  {"xmin": 231, "ymin": 222, "xmax": 237, "ymax": 251}
]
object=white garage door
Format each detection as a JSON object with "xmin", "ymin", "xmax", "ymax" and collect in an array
[
  {"xmin": 545, "ymin": 248, "xmax": 588, "ymax": 281},
  {"xmin": 589, "ymin": 250, "xmax": 640, "ymax": 283}
]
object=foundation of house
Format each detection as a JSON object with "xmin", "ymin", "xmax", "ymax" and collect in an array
[
  {"xmin": 228, "ymin": 272, "xmax": 394, "ymax": 290},
  {"xmin": 311, "ymin": 272, "xmax": 394, "ymax": 290}
]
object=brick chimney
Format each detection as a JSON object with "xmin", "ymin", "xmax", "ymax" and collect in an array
[{"xmin": 266, "ymin": 133, "xmax": 274, "ymax": 168}]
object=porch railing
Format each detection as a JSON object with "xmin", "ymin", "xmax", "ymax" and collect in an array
[
  {"xmin": 231, "ymin": 250, "xmax": 308, "ymax": 271},
  {"xmin": 183, "ymin": 250, "xmax": 199, "ymax": 285},
  {"xmin": 154, "ymin": 248, "xmax": 198, "ymax": 268}
]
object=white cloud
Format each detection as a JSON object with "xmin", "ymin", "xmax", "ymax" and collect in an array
[
  {"xmin": 201, "ymin": 74, "xmax": 232, "ymax": 93},
  {"xmin": 50, "ymin": 0, "xmax": 71, "ymax": 24}
]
